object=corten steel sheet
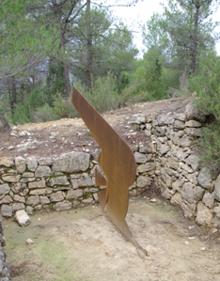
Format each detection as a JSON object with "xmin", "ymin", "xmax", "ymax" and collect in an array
[{"xmin": 71, "ymin": 88, "xmax": 136, "ymax": 238}]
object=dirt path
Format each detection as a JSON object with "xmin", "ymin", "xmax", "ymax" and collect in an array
[{"xmin": 5, "ymin": 198, "xmax": 220, "ymax": 281}]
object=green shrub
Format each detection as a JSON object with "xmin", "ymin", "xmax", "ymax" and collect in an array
[
  {"xmin": 75, "ymin": 74, "xmax": 123, "ymax": 112},
  {"xmin": 52, "ymin": 94, "xmax": 77, "ymax": 118},
  {"xmin": 32, "ymin": 104, "xmax": 57, "ymax": 122},
  {"xmin": 190, "ymin": 52, "xmax": 220, "ymax": 167}
]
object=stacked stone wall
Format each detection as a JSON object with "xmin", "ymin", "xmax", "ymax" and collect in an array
[{"xmin": 0, "ymin": 103, "xmax": 220, "ymax": 229}]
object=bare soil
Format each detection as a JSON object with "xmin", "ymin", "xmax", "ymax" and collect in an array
[
  {"xmin": 5, "ymin": 198, "xmax": 220, "ymax": 281},
  {"xmin": 0, "ymin": 97, "xmax": 191, "ymax": 158}
]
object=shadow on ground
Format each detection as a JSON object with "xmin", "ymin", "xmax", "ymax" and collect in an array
[{"xmin": 4, "ymin": 198, "xmax": 220, "ymax": 281}]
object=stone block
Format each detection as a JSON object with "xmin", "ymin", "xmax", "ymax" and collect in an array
[
  {"xmin": 26, "ymin": 196, "xmax": 40, "ymax": 206},
  {"xmin": 66, "ymin": 189, "xmax": 83, "ymax": 200},
  {"xmin": 134, "ymin": 152, "xmax": 147, "ymax": 164},
  {"xmin": 198, "ymin": 168, "xmax": 212, "ymax": 189},
  {"xmin": 15, "ymin": 210, "xmax": 30, "ymax": 226},
  {"xmin": 48, "ymin": 176, "xmax": 69, "ymax": 186},
  {"xmin": 202, "ymin": 192, "xmax": 214, "ymax": 208},
  {"xmin": 27, "ymin": 157, "xmax": 38, "ymax": 171},
  {"xmin": 52, "ymin": 151, "xmax": 90, "ymax": 173},
  {"xmin": 15, "ymin": 156, "xmax": 26, "ymax": 173},
  {"xmin": 1, "ymin": 205, "xmax": 13, "ymax": 217},
  {"xmin": 0, "ymin": 184, "xmax": 10, "ymax": 196},
  {"xmin": 35, "ymin": 166, "xmax": 51, "ymax": 178},
  {"xmin": 54, "ymin": 201, "xmax": 72, "ymax": 211},
  {"xmin": 50, "ymin": 191, "xmax": 64, "ymax": 202},
  {"xmin": 28, "ymin": 179, "xmax": 46, "ymax": 189},
  {"xmin": 196, "ymin": 202, "xmax": 213, "ymax": 226},
  {"xmin": 214, "ymin": 174, "xmax": 220, "ymax": 201}
]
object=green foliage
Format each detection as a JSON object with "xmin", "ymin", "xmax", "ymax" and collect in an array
[
  {"xmin": 190, "ymin": 52, "xmax": 220, "ymax": 166},
  {"xmin": 52, "ymin": 94, "xmax": 77, "ymax": 118},
  {"xmin": 81, "ymin": 74, "xmax": 123, "ymax": 112},
  {"xmin": 122, "ymin": 48, "xmax": 179, "ymax": 102},
  {"xmin": 32, "ymin": 104, "xmax": 58, "ymax": 123}
]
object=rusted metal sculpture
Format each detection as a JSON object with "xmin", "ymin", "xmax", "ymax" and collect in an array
[{"xmin": 71, "ymin": 88, "xmax": 148, "ymax": 256}]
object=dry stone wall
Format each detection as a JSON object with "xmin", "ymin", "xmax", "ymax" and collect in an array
[
  {"xmin": 0, "ymin": 102, "xmax": 220, "ymax": 229},
  {"xmin": 0, "ymin": 148, "xmax": 155, "ymax": 219},
  {"xmin": 135, "ymin": 104, "xmax": 220, "ymax": 228}
]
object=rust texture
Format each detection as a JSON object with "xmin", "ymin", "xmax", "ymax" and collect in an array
[{"xmin": 71, "ymin": 88, "xmax": 136, "ymax": 237}]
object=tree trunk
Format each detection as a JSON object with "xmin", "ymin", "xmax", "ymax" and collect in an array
[
  {"xmin": 7, "ymin": 76, "xmax": 17, "ymax": 115},
  {"xmin": 60, "ymin": 31, "xmax": 71, "ymax": 96},
  {"xmin": 190, "ymin": 2, "xmax": 200, "ymax": 74},
  {"xmin": 0, "ymin": 114, "xmax": 10, "ymax": 133},
  {"xmin": 85, "ymin": 0, "xmax": 93, "ymax": 89}
]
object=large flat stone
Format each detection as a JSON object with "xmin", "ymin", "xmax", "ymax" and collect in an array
[{"xmin": 52, "ymin": 152, "xmax": 90, "ymax": 173}]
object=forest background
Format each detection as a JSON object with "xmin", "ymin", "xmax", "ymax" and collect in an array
[{"xmin": 1, "ymin": 0, "xmax": 220, "ymax": 165}]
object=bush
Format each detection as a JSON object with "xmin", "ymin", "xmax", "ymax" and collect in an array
[
  {"xmin": 190, "ymin": 52, "xmax": 220, "ymax": 167},
  {"xmin": 32, "ymin": 104, "xmax": 58, "ymax": 122},
  {"xmin": 52, "ymin": 94, "xmax": 77, "ymax": 118},
  {"xmin": 75, "ymin": 75, "xmax": 123, "ymax": 112}
]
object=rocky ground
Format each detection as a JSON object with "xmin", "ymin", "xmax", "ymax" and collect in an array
[
  {"xmin": 4, "ymin": 198, "xmax": 220, "ymax": 281},
  {"xmin": 0, "ymin": 97, "xmax": 191, "ymax": 158}
]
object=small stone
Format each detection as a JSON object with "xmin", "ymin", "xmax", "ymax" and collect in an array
[
  {"xmin": 150, "ymin": 198, "xmax": 157, "ymax": 203},
  {"xmin": 15, "ymin": 210, "xmax": 31, "ymax": 226},
  {"xmin": 172, "ymin": 180, "xmax": 184, "ymax": 191},
  {"xmin": 181, "ymin": 182, "xmax": 194, "ymax": 203},
  {"xmin": 38, "ymin": 157, "xmax": 53, "ymax": 166},
  {"xmin": 174, "ymin": 113, "xmax": 186, "ymax": 121},
  {"xmin": 14, "ymin": 195, "xmax": 25, "ymax": 203},
  {"xmin": 213, "ymin": 204, "xmax": 220, "ymax": 218},
  {"xmin": 171, "ymin": 193, "xmax": 182, "ymax": 206},
  {"xmin": 22, "ymin": 172, "xmax": 35, "ymax": 177},
  {"xmin": 26, "ymin": 196, "xmax": 40, "ymax": 206},
  {"xmin": 137, "ymin": 163, "xmax": 155, "ymax": 173},
  {"xmin": 27, "ymin": 157, "xmax": 38, "ymax": 171},
  {"xmin": 0, "ymin": 195, "xmax": 13, "ymax": 204},
  {"xmin": 40, "ymin": 196, "xmax": 50, "ymax": 205},
  {"xmin": 26, "ymin": 206, "xmax": 33, "ymax": 215},
  {"xmin": 0, "ymin": 157, "xmax": 14, "ymax": 167},
  {"xmin": 0, "ymin": 184, "xmax": 10, "ymax": 195},
  {"xmin": 196, "ymin": 202, "xmax": 213, "ymax": 226},
  {"xmin": 66, "ymin": 189, "xmax": 83, "ymax": 200},
  {"xmin": 173, "ymin": 119, "xmax": 185, "ymax": 129},
  {"xmin": 76, "ymin": 174, "xmax": 94, "ymax": 188},
  {"xmin": 1, "ymin": 205, "xmax": 13, "ymax": 217},
  {"xmin": 156, "ymin": 113, "xmax": 174, "ymax": 125},
  {"xmin": 52, "ymin": 151, "xmax": 90, "ymax": 173},
  {"xmin": 35, "ymin": 166, "xmax": 51, "ymax": 178},
  {"xmin": 48, "ymin": 176, "xmax": 69, "ymax": 186},
  {"xmin": 15, "ymin": 156, "xmax": 26, "ymax": 173},
  {"xmin": 26, "ymin": 238, "xmax": 34, "ymax": 245},
  {"xmin": 157, "ymin": 143, "xmax": 170, "ymax": 156},
  {"xmin": 54, "ymin": 201, "xmax": 72, "ymax": 211},
  {"xmin": 185, "ymin": 120, "xmax": 202, "ymax": 128},
  {"xmin": 136, "ymin": 176, "xmax": 152, "ymax": 188},
  {"xmin": 193, "ymin": 186, "xmax": 204, "ymax": 201},
  {"xmin": 2, "ymin": 174, "xmax": 20, "ymax": 183},
  {"xmin": 134, "ymin": 152, "xmax": 147, "ymax": 164},
  {"xmin": 30, "ymin": 189, "xmax": 47, "ymax": 195},
  {"xmin": 185, "ymin": 102, "xmax": 206, "ymax": 122},
  {"xmin": 202, "ymin": 192, "xmax": 214, "ymax": 208},
  {"xmin": 198, "ymin": 168, "xmax": 212, "ymax": 189},
  {"xmin": 185, "ymin": 128, "xmax": 201, "ymax": 137},
  {"xmin": 12, "ymin": 203, "xmax": 25, "ymax": 212},
  {"xmin": 214, "ymin": 174, "xmax": 220, "ymax": 201},
  {"xmin": 50, "ymin": 191, "xmax": 64, "ymax": 202},
  {"xmin": 185, "ymin": 154, "xmax": 200, "ymax": 171},
  {"xmin": 28, "ymin": 179, "xmax": 46, "ymax": 189}
]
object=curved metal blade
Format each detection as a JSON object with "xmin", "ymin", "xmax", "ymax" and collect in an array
[{"xmin": 71, "ymin": 88, "xmax": 136, "ymax": 237}]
